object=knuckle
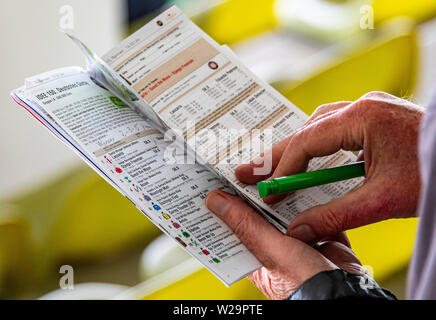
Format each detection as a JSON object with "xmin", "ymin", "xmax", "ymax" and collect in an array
[
  {"xmin": 348, "ymin": 97, "xmax": 383, "ymax": 121},
  {"xmin": 293, "ymin": 129, "xmax": 312, "ymax": 156},
  {"xmin": 310, "ymin": 104, "xmax": 337, "ymax": 123},
  {"xmin": 314, "ymin": 103, "xmax": 331, "ymax": 114},
  {"xmin": 302, "ymin": 117, "xmax": 330, "ymax": 141},
  {"xmin": 355, "ymin": 91, "xmax": 398, "ymax": 115},
  {"xmin": 351, "ymin": 98, "xmax": 370, "ymax": 113},
  {"xmin": 361, "ymin": 91, "xmax": 390, "ymax": 100}
]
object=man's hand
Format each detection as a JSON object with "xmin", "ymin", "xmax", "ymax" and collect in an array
[
  {"xmin": 206, "ymin": 190, "xmax": 368, "ymax": 299},
  {"xmin": 236, "ymin": 92, "xmax": 423, "ymax": 244}
]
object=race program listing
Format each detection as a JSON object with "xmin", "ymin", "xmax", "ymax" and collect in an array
[
  {"xmin": 20, "ymin": 70, "xmax": 261, "ymax": 285},
  {"xmin": 103, "ymin": 6, "xmax": 363, "ymax": 230}
]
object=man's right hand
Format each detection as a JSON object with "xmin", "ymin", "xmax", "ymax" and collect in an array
[{"xmin": 236, "ymin": 91, "xmax": 423, "ymax": 244}]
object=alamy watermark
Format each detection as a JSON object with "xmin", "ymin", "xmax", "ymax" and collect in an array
[
  {"xmin": 59, "ymin": 265, "xmax": 74, "ymax": 290},
  {"xmin": 360, "ymin": 4, "xmax": 374, "ymax": 30},
  {"xmin": 359, "ymin": 265, "xmax": 376, "ymax": 290},
  {"xmin": 162, "ymin": 123, "xmax": 274, "ymax": 176},
  {"xmin": 59, "ymin": 5, "xmax": 74, "ymax": 31}
]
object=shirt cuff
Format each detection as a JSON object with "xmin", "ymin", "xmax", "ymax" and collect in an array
[{"xmin": 286, "ymin": 269, "xmax": 397, "ymax": 300}]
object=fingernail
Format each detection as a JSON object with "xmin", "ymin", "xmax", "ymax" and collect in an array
[
  {"xmin": 206, "ymin": 193, "xmax": 231, "ymax": 217},
  {"xmin": 290, "ymin": 225, "xmax": 316, "ymax": 243}
]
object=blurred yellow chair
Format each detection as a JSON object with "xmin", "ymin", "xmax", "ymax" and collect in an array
[
  {"xmin": 274, "ymin": 0, "xmax": 436, "ymax": 43},
  {"xmin": 191, "ymin": 0, "xmax": 277, "ymax": 45},
  {"xmin": 185, "ymin": 0, "xmax": 436, "ymax": 46},
  {"xmin": 373, "ymin": 0, "xmax": 436, "ymax": 26},
  {"xmin": 140, "ymin": 267, "xmax": 266, "ymax": 300},
  {"xmin": 0, "ymin": 208, "xmax": 34, "ymax": 297},
  {"xmin": 129, "ymin": 0, "xmax": 278, "ymax": 45},
  {"xmin": 0, "ymin": 166, "xmax": 161, "ymax": 297},
  {"xmin": 274, "ymin": 18, "xmax": 418, "ymax": 114}
]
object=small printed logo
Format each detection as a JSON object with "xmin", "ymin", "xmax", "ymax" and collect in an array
[{"xmin": 208, "ymin": 61, "xmax": 219, "ymax": 70}]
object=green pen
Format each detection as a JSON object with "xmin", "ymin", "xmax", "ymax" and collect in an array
[{"xmin": 257, "ymin": 161, "xmax": 365, "ymax": 198}]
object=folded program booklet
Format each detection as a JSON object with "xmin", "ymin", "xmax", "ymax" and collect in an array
[{"xmin": 11, "ymin": 6, "xmax": 362, "ymax": 286}]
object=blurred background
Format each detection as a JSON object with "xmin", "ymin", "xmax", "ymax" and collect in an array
[{"xmin": 1, "ymin": 0, "xmax": 436, "ymax": 299}]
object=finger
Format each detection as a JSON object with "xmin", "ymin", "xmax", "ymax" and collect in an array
[
  {"xmin": 206, "ymin": 190, "xmax": 336, "ymax": 275},
  {"xmin": 305, "ymin": 101, "xmax": 352, "ymax": 126},
  {"xmin": 263, "ymin": 108, "xmax": 363, "ymax": 204},
  {"xmin": 205, "ymin": 190, "xmax": 286, "ymax": 268},
  {"xmin": 235, "ymin": 102, "xmax": 351, "ymax": 185},
  {"xmin": 272, "ymin": 109, "xmax": 362, "ymax": 179},
  {"xmin": 261, "ymin": 192, "xmax": 288, "ymax": 205},
  {"xmin": 235, "ymin": 136, "xmax": 291, "ymax": 184},
  {"xmin": 287, "ymin": 180, "xmax": 395, "ymax": 244},
  {"xmin": 239, "ymin": 108, "xmax": 344, "ymax": 190}
]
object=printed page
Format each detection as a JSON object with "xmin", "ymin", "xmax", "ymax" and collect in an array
[
  {"xmin": 12, "ymin": 68, "xmax": 261, "ymax": 286},
  {"xmin": 102, "ymin": 6, "xmax": 363, "ymax": 231},
  {"xmin": 65, "ymin": 33, "xmax": 166, "ymax": 130}
]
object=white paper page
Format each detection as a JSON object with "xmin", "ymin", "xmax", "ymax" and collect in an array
[
  {"xmin": 102, "ymin": 6, "xmax": 363, "ymax": 231},
  {"xmin": 13, "ymin": 68, "xmax": 261, "ymax": 286}
]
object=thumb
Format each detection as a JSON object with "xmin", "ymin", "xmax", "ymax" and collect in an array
[
  {"xmin": 205, "ymin": 190, "xmax": 285, "ymax": 269},
  {"xmin": 287, "ymin": 181, "xmax": 391, "ymax": 243},
  {"xmin": 205, "ymin": 190, "xmax": 337, "ymax": 279}
]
